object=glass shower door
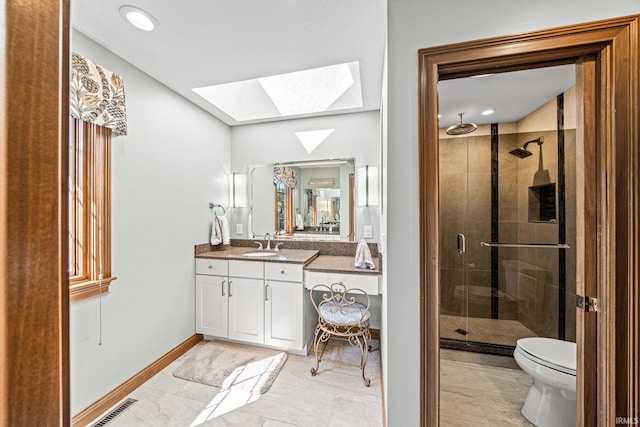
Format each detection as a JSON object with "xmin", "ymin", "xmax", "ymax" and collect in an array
[
  {"xmin": 484, "ymin": 126, "xmax": 576, "ymax": 346},
  {"xmin": 438, "ymin": 134, "xmax": 471, "ymax": 343}
]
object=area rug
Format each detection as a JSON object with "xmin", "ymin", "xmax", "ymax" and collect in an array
[{"xmin": 172, "ymin": 341, "xmax": 287, "ymax": 394}]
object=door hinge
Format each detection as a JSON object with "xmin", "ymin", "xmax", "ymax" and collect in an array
[{"xmin": 576, "ymin": 295, "xmax": 598, "ymax": 312}]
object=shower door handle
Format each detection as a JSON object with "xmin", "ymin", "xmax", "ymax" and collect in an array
[
  {"xmin": 480, "ymin": 242, "xmax": 570, "ymax": 249},
  {"xmin": 457, "ymin": 234, "xmax": 466, "ymax": 254}
]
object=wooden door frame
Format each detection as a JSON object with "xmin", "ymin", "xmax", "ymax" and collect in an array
[
  {"xmin": 1, "ymin": 0, "xmax": 71, "ymax": 425},
  {"xmin": 418, "ymin": 15, "xmax": 639, "ymax": 426}
]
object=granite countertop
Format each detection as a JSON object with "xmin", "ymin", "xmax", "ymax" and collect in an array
[
  {"xmin": 305, "ymin": 255, "xmax": 381, "ymax": 276},
  {"xmin": 195, "ymin": 246, "xmax": 319, "ymax": 264}
]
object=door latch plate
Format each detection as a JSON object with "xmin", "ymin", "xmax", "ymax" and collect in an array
[{"xmin": 576, "ymin": 295, "xmax": 598, "ymax": 312}]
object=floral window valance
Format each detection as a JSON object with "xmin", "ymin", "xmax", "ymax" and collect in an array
[
  {"xmin": 273, "ymin": 165, "xmax": 297, "ymax": 189},
  {"xmin": 70, "ymin": 52, "xmax": 128, "ymax": 135}
]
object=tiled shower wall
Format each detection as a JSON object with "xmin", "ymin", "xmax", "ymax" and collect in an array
[{"xmin": 439, "ymin": 86, "xmax": 577, "ymax": 343}]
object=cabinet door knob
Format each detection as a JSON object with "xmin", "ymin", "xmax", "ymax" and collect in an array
[
  {"xmin": 280, "ymin": 270, "xmax": 285, "ymax": 274},
  {"xmin": 221, "ymin": 280, "xmax": 226, "ymax": 296},
  {"xmin": 208, "ymin": 265, "xmax": 212, "ymax": 269},
  {"xmin": 228, "ymin": 281, "xmax": 232, "ymax": 297},
  {"xmin": 265, "ymin": 284, "xmax": 269, "ymax": 301}
]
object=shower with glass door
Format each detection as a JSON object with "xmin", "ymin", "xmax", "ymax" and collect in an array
[{"xmin": 438, "ymin": 65, "xmax": 577, "ymax": 354}]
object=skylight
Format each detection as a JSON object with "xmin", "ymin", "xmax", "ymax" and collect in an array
[
  {"xmin": 193, "ymin": 62, "xmax": 363, "ymax": 123},
  {"xmin": 295, "ymin": 129, "xmax": 335, "ymax": 154}
]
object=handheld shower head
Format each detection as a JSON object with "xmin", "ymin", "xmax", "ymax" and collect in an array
[{"xmin": 509, "ymin": 136, "xmax": 544, "ymax": 159}]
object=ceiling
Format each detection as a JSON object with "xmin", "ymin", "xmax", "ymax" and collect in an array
[
  {"xmin": 438, "ymin": 65, "xmax": 576, "ymax": 129},
  {"xmin": 72, "ymin": 2, "xmax": 575, "ymax": 128},
  {"xmin": 71, "ymin": 0, "xmax": 386, "ymax": 126}
]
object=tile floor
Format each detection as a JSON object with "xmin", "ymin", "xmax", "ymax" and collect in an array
[
  {"xmin": 89, "ymin": 341, "xmax": 535, "ymax": 427},
  {"xmin": 440, "ymin": 349, "xmax": 535, "ymax": 426},
  {"xmin": 89, "ymin": 340, "xmax": 383, "ymax": 427},
  {"xmin": 440, "ymin": 314, "xmax": 537, "ymax": 347}
]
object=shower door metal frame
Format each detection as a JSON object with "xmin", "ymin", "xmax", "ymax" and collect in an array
[{"xmin": 418, "ymin": 15, "xmax": 640, "ymax": 427}]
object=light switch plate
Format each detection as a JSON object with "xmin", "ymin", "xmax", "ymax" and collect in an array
[
  {"xmin": 236, "ymin": 224, "xmax": 243, "ymax": 235},
  {"xmin": 364, "ymin": 225, "xmax": 373, "ymax": 239}
]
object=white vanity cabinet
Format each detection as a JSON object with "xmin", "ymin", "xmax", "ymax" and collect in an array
[
  {"xmin": 195, "ymin": 257, "xmax": 310, "ymax": 354},
  {"xmin": 195, "ymin": 259, "xmax": 229, "ymax": 337},
  {"xmin": 264, "ymin": 262, "xmax": 305, "ymax": 350},
  {"xmin": 227, "ymin": 261, "xmax": 265, "ymax": 344}
]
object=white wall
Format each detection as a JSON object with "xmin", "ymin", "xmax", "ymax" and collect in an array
[
  {"xmin": 385, "ymin": 2, "xmax": 640, "ymax": 426},
  {"xmin": 230, "ymin": 111, "xmax": 381, "ymax": 242},
  {"xmin": 249, "ymin": 165, "xmax": 276, "ymax": 237},
  {"xmin": 69, "ymin": 31, "xmax": 231, "ymax": 415}
]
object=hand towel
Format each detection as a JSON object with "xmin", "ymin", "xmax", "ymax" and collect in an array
[
  {"xmin": 218, "ymin": 215, "xmax": 230, "ymax": 245},
  {"xmin": 354, "ymin": 239, "xmax": 375, "ymax": 269},
  {"xmin": 295, "ymin": 213, "xmax": 304, "ymax": 230},
  {"xmin": 210, "ymin": 216, "xmax": 223, "ymax": 246}
]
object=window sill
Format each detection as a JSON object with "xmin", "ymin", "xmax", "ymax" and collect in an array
[{"xmin": 70, "ymin": 277, "xmax": 117, "ymax": 304}]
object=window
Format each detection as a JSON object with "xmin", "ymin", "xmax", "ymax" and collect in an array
[
  {"xmin": 68, "ymin": 118, "xmax": 115, "ymax": 303},
  {"xmin": 274, "ymin": 183, "xmax": 293, "ymax": 234},
  {"xmin": 275, "ymin": 182, "xmax": 285, "ymax": 232}
]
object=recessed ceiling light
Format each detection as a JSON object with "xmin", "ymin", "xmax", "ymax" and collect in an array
[
  {"xmin": 438, "ymin": 114, "xmax": 441, "ymax": 118},
  {"xmin": 482, "ymin": 109, "xmax": 495, "ymax": 115},
  {"xmin": 119, "ymin": 6, "xmax": 158, "ymax": 31}
]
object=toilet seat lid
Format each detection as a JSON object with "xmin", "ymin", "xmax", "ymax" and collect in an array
[{"xmin": 517, "ymin": 337, "xmax": 576, "ymax": 372}]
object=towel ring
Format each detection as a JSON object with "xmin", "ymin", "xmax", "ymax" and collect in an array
[{"xmin": 209, "ymin": 203, "xmax": 226, "ymax": 215}]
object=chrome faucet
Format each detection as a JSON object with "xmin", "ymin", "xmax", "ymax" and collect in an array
[{"xmin": 264, "ymin": 232, "xmax": 271, "ymax": 250}]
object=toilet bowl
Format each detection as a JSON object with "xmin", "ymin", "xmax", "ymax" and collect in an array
[{"xmin": 514, "ymin": 337, "xmax": 576, "ymax": 427}]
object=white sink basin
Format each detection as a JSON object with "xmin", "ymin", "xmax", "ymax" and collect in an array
[{"xmin": 242, "ymin": 251, "xmax": 278, "ymax": 257}]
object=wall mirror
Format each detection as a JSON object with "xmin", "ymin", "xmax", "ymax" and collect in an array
[{"xmin": 249, "ymin": 159, "xmax": 355, "ymax": 241}]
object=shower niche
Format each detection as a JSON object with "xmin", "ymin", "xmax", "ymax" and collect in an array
[{"xmin": 528, "ymin": 183, "xmax": 556, "ymax": 223}]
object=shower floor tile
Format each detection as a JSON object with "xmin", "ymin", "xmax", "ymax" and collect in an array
[{"xmin": 440, "ymin": 314, "xmax": 537, "ymax": 346}]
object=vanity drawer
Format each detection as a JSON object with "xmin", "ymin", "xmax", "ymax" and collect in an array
[
  {"xmin": 195, "ymin": 258, "xmax": 228, "ymax": 276},
  {"xmin": 265, "ymin": 262, "xmax": 303, "ymax": 283},
  {"xmin": 304, "ymin": 271, "xmax": 380, "ymax": 295},
  {"xmin": 229, "ymin": 260, "xmax": 264, "ymax": 279}
]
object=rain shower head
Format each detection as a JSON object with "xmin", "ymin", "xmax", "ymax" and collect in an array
[
  {"xmin": 509, "ymin": 136, "xmax": 544, "ymax": 159},
  {"xmin": 509, "ymin": 147, "xmax": 533, "ymax": 158},
  {"xmin": 446, "ymin": 113, "xmax": 477, "ymax": 135}
]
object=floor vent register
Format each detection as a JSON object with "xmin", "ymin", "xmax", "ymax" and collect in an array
[{"xmin": 90, "ymin": 398, "xmax": 138, "ymax": 427}]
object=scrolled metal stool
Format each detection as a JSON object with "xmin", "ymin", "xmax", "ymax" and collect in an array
[{"xmin": 309, "ymin": 282, "xmax": 372, "ymax": 386}]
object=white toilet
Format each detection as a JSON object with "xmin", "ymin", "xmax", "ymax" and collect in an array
[{"xmin": 514, "ymin": 337, "xmax": 576, "ymax": 427}]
